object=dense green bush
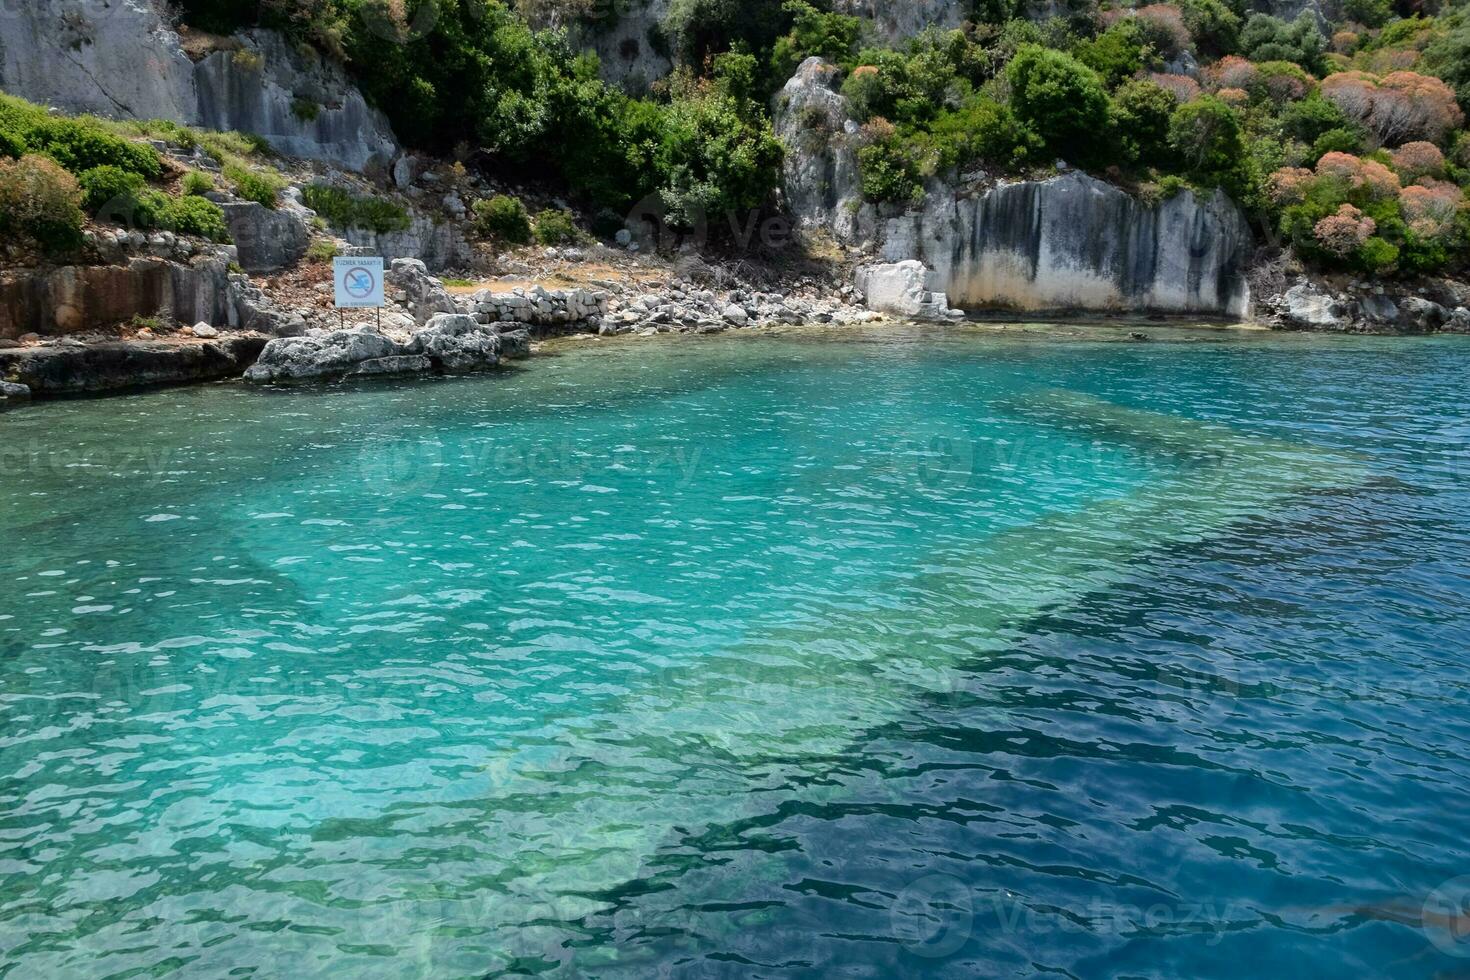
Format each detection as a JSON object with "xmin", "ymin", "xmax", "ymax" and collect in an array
[
  {"xmin": 161, "ymin": 195, "xmax": 231, "ymax": 241},
  {"xmin": 1006, "ymin": 45, "xmax": 1112, "ymax": 164},
  {"xmin": 1168, "ymin": 97, "xmax": 1251, "ymax": 196},
  {"xmin": 858, "ymin": 127, "xmax": 923, "ymax": 204},
  {"xmin": 78, "ymin": 165, "xmax": 146, "ymax": 213},
  {"xmin": 0, "ymin": 94, "xmax": 163, "ymax": 181},
  {"xmin": 181, "ymin": 171, "xmax": 215, "ymax": 196},
  {"xmin": 1073, "ymin": 21, "xmax": 1149, "ymax": 89},
  {"xmin": 1238, "ymin": 13, "xmax": 1326, "ymax": 73},
  {"xmin": 1112, "ymin": 79, "xmax": 1177, "ymax": 167},
  {"xmin": 303, "ymin": 184, "xmax": 412, "ymax": 234},
  {"xmin": 473, "ymin": 194, "xmax": 533, "ymax": 243},
  {"xmin": 656, "ymin": 72, "xmax": 785, "ymax": 227},
  {"xmin": 534, "ymin": 209, "xmax": 584, "ymax": 245},
  {"xmin": 770, "ymin": 0, "xmax": 862, "ymax": 84},
  {"xmin": 0, "ymin": 154, "xmax": 85, "ymax": 254},
  {"xmin": 224, "ymin": 164, "xmax": 282, "ymax": 208}
]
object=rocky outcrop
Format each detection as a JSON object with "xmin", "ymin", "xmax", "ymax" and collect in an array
[
  {"xmin": 0, "ymin": 252, "xmax": 240, "ymax": 339},
  {"xmin": 1258, "ymin": 275, "xmax": 1468, "ymax": 333},
  {"xmin": 0, "ymin": 3, "xmax": 398, "ymax": 171},
  {"xmin": 387, "ymin": 259, "xmax": 458, "ymax": 326},
  {"xmin": 0, "ymin": 0, "xmax": 197, "ymax": 122},
  {"xmin": 855, "ymin": 261, "xmax": 959, "ymax": 321},
  {"xmin": 220, "ymin": 201, "xmax": 310, "ymax": 273},
  {"xmin": 884, "ymin": 173, "xmax": 1254, "ymax": 316},
  {"xmin": 0, "ymin": 336, "xmax": 266, "ymax": 395},
  {"xmin": 775, "ymin": 58, "xmax": 873, "ymax": 245},
  {"xmin": 244, "ymin": 315, "xmax": 521, "ymax": 384}
]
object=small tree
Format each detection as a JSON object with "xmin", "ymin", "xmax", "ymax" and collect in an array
[{"xmin": 1006, "ymin": 45, "xmax": 1111, "ymax": 165}]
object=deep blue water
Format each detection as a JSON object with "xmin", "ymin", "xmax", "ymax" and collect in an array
[{"xmin": 2, "ymin": 324, "xmax": 1469, "ymax": 978}]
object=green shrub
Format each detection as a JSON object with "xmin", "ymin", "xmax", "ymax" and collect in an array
[
  {"xmin": 1006, "ymin": 45, "xmax": 1112, "ymax": 165},
  {"xmin": 473, "ymin": 194, "xmax": 533, "ymax": 243},
  {"xmin": 290, "ymin": 97, "xmax": 321, "ymax": 122},
  {"xmin": 181, "ymin": 170, "xmax": 215, "ymax": 196},
  {"xmin": 1168, "ymin": 97, "xmax": 1251, "ymax": 196},
  {"xmin": 0, "ymin": 154, "xmax": 85, "ymax": 254},
  {"xmin": 1073, "ymin": 21, "xmax": 1149, "ymax": 89},
  {"xmin": 1311, "ymin": 127, "xmax": 1364, "ymax": 159},
  {"xmin": 1281, "ymin": 94, "xmax": 1353, "ymax": 145},
  {"xmin": 770, "ymin": 0, "xmax": 862, "ymax": 82},
  {"xmin": 1178, "ymin": 0, "xmax": 1241, "ymax": 58},
  {"xmin": 305, "ymin": 238, "xmax": 341, "ymax": 263},
  {"xmin": 1341, "ymin": 0, "xmax": 1392, "ymax": 29},
  {"xmin": 656, "ymin": 78, "xmax": 785, "ymax": 228},
  {"xmin": 224, "ymin": 163, "xmax": 281, "ymax": 208},
  {"xmin": 911, "ymin": 98, "xmax": 1041, "ymax": 173},
  {"xmin": 0, "ymin": 127, "xmax": 23, "ymax": 160},
  {"xmin": 303, "ymin": 184, "xmax": 412, "ymax": 234},
  {"xmin": 161, "ymin": 195, "xmax": 231, "ymax": 241},
  {"xmin": 534, "ymin": 209, "xmax": 584, "ymax": 245},
  {"xmin": 78, "ymin": 165, "xmax": 145, "ymax": 213},
  {"xmin": 1239, "ymin": 12, "xmax": 1325, "ymax": 73},
  {"xmin": 1112, "ymin": 80, "xmax": 1177, "ymax": 167},
  {"xmin": 858, "ymin": 129, "xmax": 923, "ymax": 204}
]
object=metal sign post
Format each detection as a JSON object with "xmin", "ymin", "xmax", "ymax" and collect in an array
[{"xmin": 333, "ymin": 256, "xmax": 385, "ymax": 328}]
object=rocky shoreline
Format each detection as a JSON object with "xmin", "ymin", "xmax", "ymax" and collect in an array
[{"xmin": 5, "ymin": 254, "xmax": 1470, "ymax": 409}]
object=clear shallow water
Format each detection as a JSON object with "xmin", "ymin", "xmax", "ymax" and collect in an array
[{"xmin": 2, "ymin": 324, "xmax": 1469, "ymax": 977}]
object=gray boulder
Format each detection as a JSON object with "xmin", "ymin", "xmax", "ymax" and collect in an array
[
  {"xmin": 388, "ymin": 258, "xmax": 458, "ymax": 326},
  {"xmin": 244, "ymin": 329, "xmax": 403, "ymax": 383},
  {"xmin": 406, "ymin": 314, "xmax": 502, "ymax": 373},
  {"xmin": 1445, "ymin": 308, "xmax": 1470, "ymax": 334},
  {"xmin": 1279, "ymin": 282, "xmax": 1348, "ymax": 330},
  {"xmin": 497, "ymin": 327, "xmax": 533, "ymax": 360},
  {"xmin": 856, "ymin": 261, "xmax": 955, "ymax": 321},
  {"xmin": 1, "ymin": 380, "xmax": 32, "ymax": 403},
  {"xmin": 220, "ymin": 201, "xmax": 310, "ymax": 273},
  {"xmin": 1396, "ymin": 296, "xmax": 1448, "ymax": 333}
]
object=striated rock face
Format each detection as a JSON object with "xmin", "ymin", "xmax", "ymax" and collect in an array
[
  {"xmin": 0, "ymin": 3, "xmax": 398, "ymax": 171},
  {"xmin": 564, "ymin": 0, "xmax": 672, "ymax": 94},
  {"xmin": 831, "ymin": 0, "xmax": 965, "ymax": 43},
  {"xmin": 0, "ymin": 336, "xmax": 266, "ymax": 395},
  {"xmin": 882, "ymin": 173, "xmax": 1254, "ymax": 316},
  {"xmin": 777, "ymin": 59, "xmax": 1255, "ymax": 319},
  {"xmin": 0, "ymin": 0, "xmax": 197, "ymax": 122},
  {"xmin": 193, "ymin": 31, "xmax": 398, "ymax": 172},
  {"xmin": 0, "ymin": 253, "xmax": 239, "ymax": 339},
  {"xmin": 774, "ymin": 58, "xmax": 873, "ymax": 246}
]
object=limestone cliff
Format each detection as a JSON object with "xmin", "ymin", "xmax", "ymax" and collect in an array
[
  {"xmin": 883, "ymin": 174, "xmax": 1253, "ymax": 317},
  {"xmin": 774, "ymin": 58, "xmax": 1254, "ymax": 318},
  {"xmin": 0, "ymin": 1, "xmax": 398, "ymax": 172}
]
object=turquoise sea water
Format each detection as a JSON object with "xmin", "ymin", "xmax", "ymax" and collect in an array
[{"xmin": 2, "ymin": 323, "xmax": 1469, "ymax": 977}]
